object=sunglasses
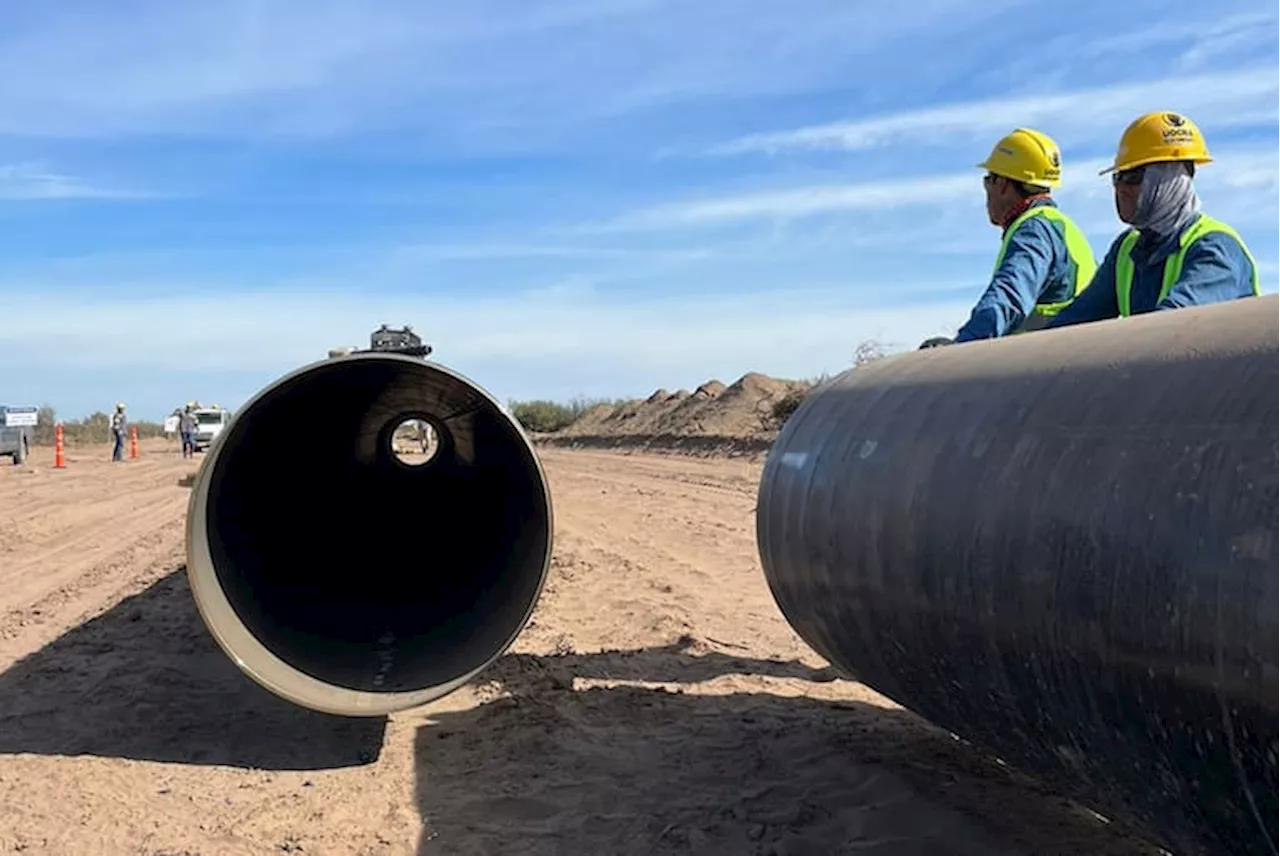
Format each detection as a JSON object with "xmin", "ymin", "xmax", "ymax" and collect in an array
[{"xmin": 1112, "ymin": 168, "xmax": 1145, "ymax": 187}]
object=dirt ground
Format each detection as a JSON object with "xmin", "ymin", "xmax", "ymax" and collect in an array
[{"xmin": 0, "ymin": 441, "xmax": 1164, "ymax": 856}]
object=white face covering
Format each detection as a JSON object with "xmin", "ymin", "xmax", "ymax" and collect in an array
[{"xmin": 1131, "ymin": 162, "xmax": 1200, "ymax": 240}]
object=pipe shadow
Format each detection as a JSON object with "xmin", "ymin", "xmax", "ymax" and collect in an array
[
  {"xmin": 0, "ymin": 568, "xmax": 386, "ymax": 770},
  {"xmin": 413, "ymin": 647, "xmax": 1168, "ymax": 856},
  {"xmin": 474, "ymin": 634, "xmax": 841, "ymax": 692}
]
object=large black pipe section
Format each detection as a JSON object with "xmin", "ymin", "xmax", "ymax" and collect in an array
[
  {"xmin": 185, "ymin": 353, "xmax": 553, "ymax": 716},
  {"xmin": 756, "ymin": 296, "xmax": 1278, "ymax": 856}
]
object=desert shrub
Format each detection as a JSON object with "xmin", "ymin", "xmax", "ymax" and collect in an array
[
  {"xmin": 771, "ymin": 388, "xmax": 810, "ymax": 424},
  {"xmin": 507, "ymin": 395, "xmax": 629, "ymax": 434},
  {"xmin": 771, "ymin": 339, "xmax": 894, "ymax": 427},
  {"xmin": 26, "ymin": 405, "xmax": 165, "ymax": 445},
  {"xmin": 508, "ymin": 400, "xmax": 583, "ymax": 433},
  {"xmin": 852, "ymin": 339, "xmax": 891, "ymax": 367}
]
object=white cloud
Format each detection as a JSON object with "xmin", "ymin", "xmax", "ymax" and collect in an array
[
  {"xmin": 383, "ymin": 241, "xmax": 718, "ymax": 263},
  {"xmin": 0, "ymin": 0, "xmax": 1030, "ymax": 141},
  {"xmin": 606, "ymin": 173, "xmax": 977, "ymax": 228},
  {"xmin": 1201, "ymin": 151, "xmax": 1280, "ymax": 191},
  {"xmin": 1063, "ymin": 12, "xmax": 1273, "ymax": 63},
  {"xmin": 0, "ymin": 284, "xmax": 972, "ymax": 401},
  {"xmin": 969, "ymin": 11, "xmax": 1278, "ymax": 92},
  {"xmin": 602, "ymin": 144, "xmax": 1279, "ymax": 230},
  {"xmin": 1166, "ymin": 13, "xmax": 1276, "ymax": 69},
  {"xmin": 709, "ymin": 67, "xmax": 1278, "ymax": 157},
  {"xmin": 0, "ymin": 162, "xmax": 154, "ymax": 200}
]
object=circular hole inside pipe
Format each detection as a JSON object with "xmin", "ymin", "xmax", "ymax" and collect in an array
[{"xmin": 390, "ymin": 418, "xmax": 440, "ymax": 466}]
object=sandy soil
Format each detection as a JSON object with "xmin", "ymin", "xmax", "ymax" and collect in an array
[{"xmin": 0, "ymin": 444, "xmax": 1163, "ymax": 856}]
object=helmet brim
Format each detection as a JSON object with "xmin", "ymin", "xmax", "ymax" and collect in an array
[
  {"xmin": 1099, "ymin": 154, "xmax": 1214, "ymax": 176},
  {"xmin": 978, "ymin": 162, "xmax": 1059, "ymax": 188}
]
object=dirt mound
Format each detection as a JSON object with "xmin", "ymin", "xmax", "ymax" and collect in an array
[
  {"xmin": 688, "ymin": 372, "xmax": 807, "ymax": 437},
  {"xmin": 569, "ymin": 403, "xmax": 619, "ymax": 434},
  {"xmin": 693, "ymin": 381, "xmax": 726, "ymax": 400},
  {"xmin": 557, "ymin": 372, "xmax": 811, "ymax": 442}
]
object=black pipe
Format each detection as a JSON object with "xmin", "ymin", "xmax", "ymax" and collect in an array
[
  {"xmin": 186, "ymin": 353, "xmax": 554, "ymax": 716},
  {"xmin": 756, "ymin": 296, "xmax": 1279, "ymax": 856}
]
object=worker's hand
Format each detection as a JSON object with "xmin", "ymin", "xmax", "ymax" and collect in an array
[{"xmin": 918, "ymin": 336, "xmax": 954, "ymax": 350}]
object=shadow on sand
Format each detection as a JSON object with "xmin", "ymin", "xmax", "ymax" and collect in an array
[
  {"xmin": 413, "ymin": 646, "xmax": 1167, "ymax": 856},
  {"xmin": 476, "ymin": 635, "xmax": 842, "ymax": 689},
  {"xmin": 0, "ymin": 568, "xmax": 386, "ymax": 770}
]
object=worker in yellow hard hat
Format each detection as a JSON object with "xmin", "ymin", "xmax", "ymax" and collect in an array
[
  {"xmin": 1045, "ymin": 111, "xmax": 1260, "ymax": 329},
  {"xmin": 921, "ymin": 128, "xmax": 1097, "ymax": 348}
]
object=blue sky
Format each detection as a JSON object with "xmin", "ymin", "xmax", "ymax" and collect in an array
[{"xmin": 1, "ymin": 0, "xmax": 1277, "ymax": 421}]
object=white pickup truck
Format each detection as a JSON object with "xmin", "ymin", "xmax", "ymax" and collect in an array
[
  {"xmin": 0, "ymin": 405, "xmax": 36, "ymax": 465},
  {"xmin": 192, "ymin": 406, "xmax": 232, "ymax": 452}
]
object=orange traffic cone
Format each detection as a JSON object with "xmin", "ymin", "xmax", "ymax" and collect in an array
[
  {"xmin": 54, "ymin": 424, "xmax": 66, "ymax": 468},
  {"xmin": 129, "ymin": 425, "xmax": 140, "ymax": 460}
]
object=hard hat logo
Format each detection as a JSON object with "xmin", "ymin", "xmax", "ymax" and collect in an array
[{"xmin": 1160, "ymin": 112, "xmax": 1195, "ymax": 145}]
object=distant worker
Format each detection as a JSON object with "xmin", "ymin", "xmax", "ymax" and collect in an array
[
  {"xmin": 1044, "ymin": 111, "xmax": 1260, "ymax": 329},
  {"xmin": 180, "ymin": 404, "xmax": 197, "ymax": 459},
  {"xmin": 921, "ymin": 128, "xmax": 1096, "ymax": 348},
  {"xmin": 110, "ymin": 403, "xmax": 127, "ymax": 462}
]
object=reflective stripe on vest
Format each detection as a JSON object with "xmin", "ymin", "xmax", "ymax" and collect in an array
[
  {"xmin": 1114, "ymin": 213, "xmax": 1261, "ymax": 317},
  {"xmin": 993, "ymin": 205, "xmax": 1097, "ymax": 331}
]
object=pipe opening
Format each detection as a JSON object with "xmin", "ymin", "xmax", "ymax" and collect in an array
[
  {"xmin": 197, "ymin": 356, "xmax": 552, "ymax": 701},
  {"xmin": 389, "ymin": 417, "xmax": 440, "ymax": 467}
]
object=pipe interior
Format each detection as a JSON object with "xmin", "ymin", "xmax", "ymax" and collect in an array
[{"xmin": 203, "ymin": 357, "xmax": 551, "ymax": 694}]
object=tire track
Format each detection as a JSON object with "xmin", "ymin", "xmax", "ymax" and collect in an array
[{"xmin": 0, "ymin": 446, "xmax": 198, "ymax": 658}]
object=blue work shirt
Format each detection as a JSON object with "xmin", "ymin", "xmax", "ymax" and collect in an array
[
  {"xmin": 1045, "ymin": 212, "xmax": 1257, "ymax": 328},
  {"xmin": 955, "ymin": 198, "xmax": 1086, "ymax": 342}
]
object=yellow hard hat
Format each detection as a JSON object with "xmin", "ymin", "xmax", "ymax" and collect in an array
[
  {"xmin": 977, "ymin": 128, "xmax": 1062, "ymax": 188},
  {"xmin": 1101, "ymin": 111, "xmax": 1212, "ymax": 174}
]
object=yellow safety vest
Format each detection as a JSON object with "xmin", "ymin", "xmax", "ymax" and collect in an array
[
  {"xmin": 993, "ymin": 205, "xmax": 1097, "ymax": 332},
  {"xmin": 1113, "ymin": 213, "xmax": 1261, "ymax": 316}
]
